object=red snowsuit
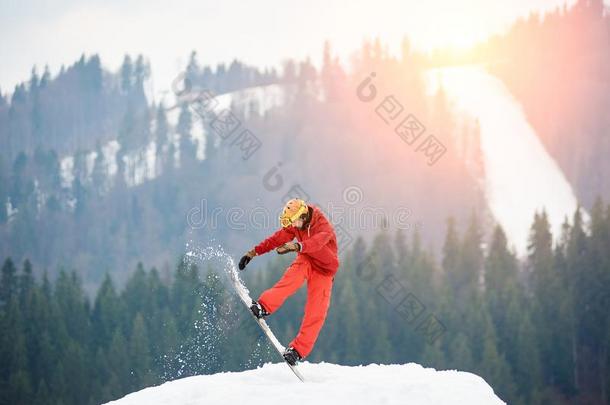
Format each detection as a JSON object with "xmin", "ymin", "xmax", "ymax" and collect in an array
[{"xmin": 254, "ymin": 205, "xmax": 339, "ymax": 359}]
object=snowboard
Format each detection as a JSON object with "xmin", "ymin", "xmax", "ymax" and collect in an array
[{"xmin": 228, "ymin": 266, "xmax": 306, "ymax": 383}]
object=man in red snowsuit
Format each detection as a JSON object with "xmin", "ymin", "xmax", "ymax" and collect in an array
[{"xmin": 238, "ymin": 198, "xmax": 339, "ymax": 365}]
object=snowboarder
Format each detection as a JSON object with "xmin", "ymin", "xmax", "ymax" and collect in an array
[{"xmin": 238, "ymin": 198, "xmax": 339, "ymax": 365}]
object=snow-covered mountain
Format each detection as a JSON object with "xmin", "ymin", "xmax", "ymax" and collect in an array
[
  {"xmin": 104, "ymin": 362, "xmax": 506, "ymax": 405},
  {"xmin": 56, "ymin": 83, "xmax": 288, "ymax": 194},
  {"xmin": 53, "ymin": 69, "xmax": 584, "ymax": 254}
]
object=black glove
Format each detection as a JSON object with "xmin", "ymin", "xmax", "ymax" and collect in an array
[
  {"xmin": 276, "ymin": 242, "xmax": 301, "ymax": 255},
  {"xmin": 238, "ymin": 249, "xmax": 256, "ymax": 271}
]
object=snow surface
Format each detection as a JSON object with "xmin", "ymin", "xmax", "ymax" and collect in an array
[
  {"xmin": 122, "ymin": 140, "xmax": 158, "ymax": 187},
  {"xmin": 59, "ymin": 155, "xmax": 74, "ymax": 188},
  {"xmin": 426, "ymin": 66, "xmax": 583, "ymax": 256},
  {"xmin": 211, "ymin": 84, "xmax": 286, "ymax": 120},
  {"xmin": 105, "ymin": 362, "xmax": 505, "ymax": 405},
  {"xmin": 103, "ymin": 140, "xmax": 121, "ymax": 178}
]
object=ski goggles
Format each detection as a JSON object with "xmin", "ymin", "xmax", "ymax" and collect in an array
[{"xmin": 279, "ymin": 204, "xmax": 308, "ymax": 228}]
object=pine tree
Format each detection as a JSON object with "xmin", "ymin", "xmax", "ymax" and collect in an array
[
  {"xmin": 129, "ymin": 313, "xmax": 154, "ymax": 388},
  {"xmin": 18, "ymin": 259, "xmax": 34, "ymax": 305},
  {"xmin": 442, "ymin": 217, "xmax": 460, "ymax": 279},
  {"xmin": 34, "ymin": 378, "xmax": 51, "ymax": 405},
  {"xmin": 146, "ymin": 267, "xmax": 170, "ymax": 360},
  {"xmin": 133, "ymin": 55, "xmax": 150, "ymax": 90},
  {"xmin": 158, "ymin": 307, "xmax": 180, "ymax": 378},
  {"xmin": 476, "ymin": 306, "xmax": 519, "ymax": 403},
  {"xmin": 421, "ymin": 340, "xmax": 446, "ymax": 370},
  {"xmin": 527, "ymin": 210, "xmax": 567, "ymax": 392},
  {"xmin": 553, "ymin": 218, "xmax": 578, "ymax": 396},
  {"xmin": 40, "ymin": 65, "xmax": 50, "ymax": 89},
  {"xmin": 107, "ymin": 329, "xmax": 130, "ymax": 398},
  {"xmin": 332, "ymin": 256, "xmax": 361, "ymax": 365},
  {"xmin": 186, "ymin": 51, "xmax": 199, "ymax": 85},
  {"xmin": 120, "ymin": 55, "xmax": 133, "ymax": 94},
  {"xmin": 92, "ymin": 274, "xmax": 122, "ymax": 349},
  {"xmin": 484, "ymin": 225, "xmax": 519, "ymax": 356},
  {"xmin": 54, "ymin": 270, "xmax": 90, "ymax": 344},
  {"xmin": 441, "ymin": 217, "xmax": 460, "ymax": 309},
  {"xmin": 582, "ymin": 199, "xmax": 610, "ymax": 401},
  {"xmin": 566, "ymin": 208, "xmax": 588, "ymax": 393},
  {"xmin": 118, "ymin": 102, "xmax": 136, "ymax": 151},
  {"xmin": 514, "ymin": 311, "xmax": 543, "ymax": 403},
  {"xmin": 123, "ymin": 262, "xmax": 148, "ymax": 322},
  {"xmin": 177, "ymin": 103, "xmax": 196, "ymax": 163},
  {"xmin": 171, "ymin": 259, "xmax": 200, "ymax": 336},
  {"xmin": 448, "ymin": 332, "xmax": 474, "ymax": 372},
  {"xmin": 456, "ymin": 212, "xmax": 483, "ymax": 308},
  {"xmin": 62, "ymin": 340, "xmax": 88, "ymax": 405},
  {"xmin": 3, "ymin": 297, "xmax": 33, "ymax": 405},
  {"xmin": 1, "ymin": 258, "xmax": 17, "ymax": 305},
  {"xmin": 154, "ymin": 104, "xmax": 170, "ymax": 146},
  {"xmin": 0, "ymin": 160, "xmax": 7, "ymax": 224}
]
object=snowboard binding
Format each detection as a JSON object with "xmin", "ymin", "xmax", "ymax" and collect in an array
[
  {"xmin": 283, "ymin": 347, "xmax": 302, "ymax": 366},
  {"xmin": 250, "ymin": 300, "xmax": 270, "ymax": 319}
]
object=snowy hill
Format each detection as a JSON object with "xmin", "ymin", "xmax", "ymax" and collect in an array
[
  {"xmin": 105, "ymin": 362, "xmax": 505, "ymax": 405},
  {"xmin": 425, "ymin": 66, "xmax": 583, "ymax": 256}
]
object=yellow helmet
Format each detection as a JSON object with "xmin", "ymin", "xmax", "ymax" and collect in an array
[{"xmin": 279, "ymin": 199, "xmax": 308, "ymax": 228}]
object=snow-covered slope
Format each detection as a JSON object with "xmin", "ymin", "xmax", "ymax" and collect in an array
[
  {"xmin": 105, "ymin": 362, "xmax": 505, "ymax": 405},
  {"xmin": 55, "ymin": 83, "xmax": 287, "ymax": 194},
  {"xmin": 426, "ymin": 66, "xmax": 582, "ymax": 256}
]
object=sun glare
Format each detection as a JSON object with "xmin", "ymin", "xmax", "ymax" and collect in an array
[{"xmin": 406, "ymin": 4, "xmax": 492, "ymax": 52}]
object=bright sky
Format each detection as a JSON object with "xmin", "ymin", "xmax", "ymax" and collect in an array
[{"xmin": 0, "ymin": 0, "xmax": 577, "ymax": 99}]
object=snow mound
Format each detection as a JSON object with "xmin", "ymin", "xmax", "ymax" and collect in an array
[{"xmin": 105, "ymin": 362, "xmax": 505, "ymax": 405}]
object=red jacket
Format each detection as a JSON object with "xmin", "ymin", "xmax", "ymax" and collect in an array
[{"xmin": 254, "ymin": 205, "xmax": 339, "ymax": 276}]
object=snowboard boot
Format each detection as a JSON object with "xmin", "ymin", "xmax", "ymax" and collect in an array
[
  {"xmin": 283, "ymin": 346, "xmax": 302, "ymax": 366},
  {"xmin": 250, "ymin": 300, "xmax": 270, "ymax": 319}
]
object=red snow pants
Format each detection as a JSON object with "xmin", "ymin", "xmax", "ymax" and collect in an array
[{"xmin": 257, "ymin": 255, "xmax": 334, "ymax": 359}]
